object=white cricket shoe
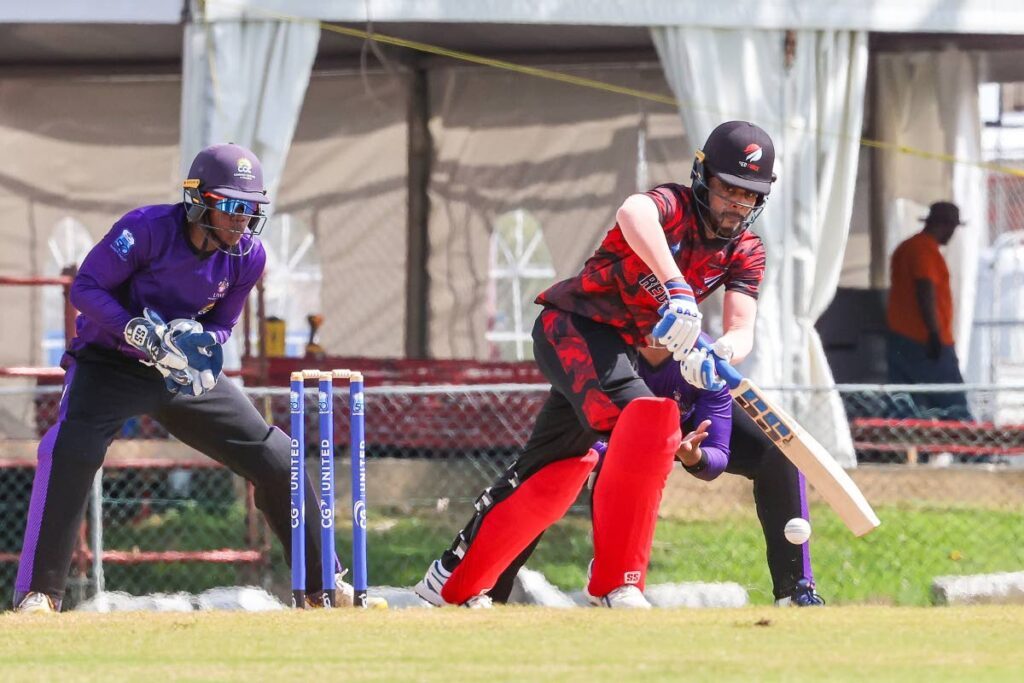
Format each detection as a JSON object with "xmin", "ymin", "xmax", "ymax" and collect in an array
[
  {"xmin": 587, "ymin": 585, "xmax": 652, "ymax": 609},
  {"xmin": 413, "ymin": 559, "xmax": 493, "ymax": 608},
  {"xmin": 413, "ymin": 559, "xmax": 452, "ymax": 607},
  {"xmin": 16, "ymin": 592, "xmax": 57, "ymax": 614}
]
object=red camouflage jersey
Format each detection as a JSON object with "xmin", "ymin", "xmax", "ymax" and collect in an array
[{"xmin": 536, "ymin": 183, "xmax": 766, "ymax": 346}]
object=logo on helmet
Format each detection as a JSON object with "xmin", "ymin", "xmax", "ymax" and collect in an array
[
  {"xmin": 738, "ymin": 143, "xmax": 762, "ymax": 172},
  {"xmin": 235, "ymin": 157, "xmax": 255, "ymax": 181}
]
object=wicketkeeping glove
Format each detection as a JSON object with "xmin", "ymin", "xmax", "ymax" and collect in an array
[
  {"xmin": 124, "ymin": 309, "xmax": 222, "ymax": 396},
  {"xmin": 163, "ymin": 323, "xmax": 224, "ymax": 397},
  {"xmin": 651, "ymin": 278, "xmax": 703, "ymax": 358},
  {"xmin": 125, "ymin": 308, "xmax": 189, "ymax": 370}
]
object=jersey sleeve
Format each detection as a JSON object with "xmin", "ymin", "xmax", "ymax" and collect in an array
[
  {"xmin": 724, "ymin": 235, "xmax": 766, "ymax": 300},
  {"xmin": 69, "ymin": 212, "xmax": 153, "ymax": 337},
  {"xmin": 643, "ymin": 184, "xmax": 689, "ymax": 232},
  {"xmin": 685, "ymin": 386, "xmax": 732, "ymax": 481},
  {"xmin": 199, "ymin": 242, "xmax": 267, "ymax": 343}
]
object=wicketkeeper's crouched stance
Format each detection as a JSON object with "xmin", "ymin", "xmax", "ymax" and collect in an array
[{"xmin": 13, "ymin": 144, "xmax": 375, "ymax": 612}]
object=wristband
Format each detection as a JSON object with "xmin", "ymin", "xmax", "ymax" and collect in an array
[
  {"xmin": 664, "ymin": 278, "xmax": 695, "ymax": 301},
  {"xmin": 683, "ymin": 450, "xmax": 708, "ymax": 475}
]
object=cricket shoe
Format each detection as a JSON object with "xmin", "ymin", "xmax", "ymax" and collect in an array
[
  {"xmin": 586, "ymin": 584, "xmax": 652, "ymax": 609},
  {"xmin": 584, "ymin": 558, "xmax": 652, "ymax": 608},
  {"xmin": 775, "ymin": 579, "xmax": 825, "ymax": 607},
  {"xmin": 413, "ymin": 559, "xmax": 493, "ymax": 608},
  {"xmin": 413, "ymin": 559, "xmax": 452, "ymax": 606},
  {"xmin": 15, "ymin": 592, "xmax": 57, "ymax": 614}
]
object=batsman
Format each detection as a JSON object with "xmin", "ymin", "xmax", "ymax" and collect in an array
[
  {"xmin": 13, "ymin": 144, "xmax": 369, "ymax": 612},
  {"xmin": 416, "ymin": 121, "xmax": 790, "ymax": 608}
]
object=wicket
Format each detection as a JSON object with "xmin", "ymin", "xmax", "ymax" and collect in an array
[{"xmin": 289, "ymin": 369, "xmax": 368, "ymax": 608}]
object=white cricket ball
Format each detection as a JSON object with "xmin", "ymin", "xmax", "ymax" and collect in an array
[{"xmin": 784, "ymin": 518, "xmax": 812, "ymax": 545}]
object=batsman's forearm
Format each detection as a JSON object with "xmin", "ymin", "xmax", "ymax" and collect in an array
[
  {"xmin": 617, "ymin": 195, "xmax": 684, "ymax": 286},
  {"xmin": 719, "ymin": 290, "xmax": 757, "ymax": 362}
]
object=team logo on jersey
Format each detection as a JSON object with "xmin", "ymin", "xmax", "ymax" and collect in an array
[
  {"xmin": 110, "ymin": 229, "xmax": 135, "ymax": 261},
  {"xmin": 235, "ymin": 157, "xmax": 255, "ymax": 181},
  {"xmin": 738, "ymin": 144, "xmax": 762, "ymax": 172},
  {"xmin": 211, "ymin": 279, "xmax": 230, "ymax": 300},
  {"xmin": 639, "ymin": 273, "xmax": 667, "ymax": 304}
]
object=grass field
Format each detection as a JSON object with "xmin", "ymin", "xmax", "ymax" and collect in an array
[
  {"xmin": 357, "ymin": 502, "xmax": 1024, "ymax": 606},
  {"xmin": 5, "ymin": 500, "xmax": 1019, "ymax": 610},
  {"xmin": 3, "ymin": 606, "xmax": 1023, "ymax": 681}
]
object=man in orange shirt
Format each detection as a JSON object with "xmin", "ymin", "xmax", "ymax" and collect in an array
[{"xmin": 886, "ymin": 201, "xmax": 972, "ymax": 419}]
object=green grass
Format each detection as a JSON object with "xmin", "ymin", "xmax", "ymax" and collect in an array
[
  {"xmin": 355, "ymin": 503, "xmax": 1024, "ymax": 606},
  {"xmin": 14, "ymin": 500, "xmax": 1017, "ymax": 608},
  {"xmin": 3, "ymin": 607, "xmax": 1023, "ymax": 681}
]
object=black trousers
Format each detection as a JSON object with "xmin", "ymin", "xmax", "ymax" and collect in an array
[
  {"xmin": 14, "ymin": 345, "xmax": 325, "ymax": 608},
  {"xmin": 488, "ymin": 379, "xmax": 814, "ymax": 602}
]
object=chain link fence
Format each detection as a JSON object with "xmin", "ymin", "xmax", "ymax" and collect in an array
[
  {"xmin": 987, "ymin": 161, "xmax": 1024, "ymax": 243},
  {"xmin": 1, "ymin": 381, "xmax": 1022, "ymax": 608}
]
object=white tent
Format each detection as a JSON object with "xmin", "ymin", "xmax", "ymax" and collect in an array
[{"xmin": 3, "ymin": 1, "xmax": 1024, "ymax": 464}]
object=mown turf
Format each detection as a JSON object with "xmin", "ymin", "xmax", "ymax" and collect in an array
[
  {"xmin": 2, "ymin": 606, "xmax": 1022, "ymax": 682},
  {"xmin": 355, "ymin": 502, "xmax": 1024, "ymax": 606},
  {"xmin": 7, "ymin": 501, "xmax": 1017, "ymax": 609}
]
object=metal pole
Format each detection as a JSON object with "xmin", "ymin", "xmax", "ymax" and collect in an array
[{"xmin": 90, "ymin": 468, "xmax": 105, "ymax": 601}]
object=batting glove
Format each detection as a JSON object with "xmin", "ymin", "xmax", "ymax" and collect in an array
[
  {"xmin": 651, "ymin": 278, "xmax": 702, "ymax": 358},
  {"xmin": 679, "ymin": 338, "xmax": 733, "ymax": 392}
]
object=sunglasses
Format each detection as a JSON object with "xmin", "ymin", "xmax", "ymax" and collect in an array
[{"xmin": 203, "ymin": 192, "xmax": 262, "ymax": 216}]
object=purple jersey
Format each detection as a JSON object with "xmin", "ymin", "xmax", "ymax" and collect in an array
[
  {"xmin": 636, "ymin": 354, "xmax": 732, "ymax": 480},
  {"xmin": 69, "ymin": 203, "xmax": 266, "ymax": 360}
]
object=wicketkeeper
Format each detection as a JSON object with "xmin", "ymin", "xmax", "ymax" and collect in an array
[{"xmin": 13, "ymin": 143, "xmax": 369, "ymax": 612}]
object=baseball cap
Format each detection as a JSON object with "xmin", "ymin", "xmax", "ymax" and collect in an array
[
  {"xmin": 701, "ymin": 121, "xmax": 776, "ymax": 195},
  {"xmin": 186, "ymin": 143, "xmax": 269, "ymax": 204}
]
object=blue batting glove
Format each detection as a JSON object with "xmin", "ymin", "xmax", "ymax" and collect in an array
[
  {"xmin": 679, "ymin": 339, "xmax": 734, "ymax": 392},
  {"xmin": 651, "ymin": 278, "xmax": 703, "ymax": 358},
  {"xmin": 679, "ymin": 348, "xmax": 726, "ymax": 391}
]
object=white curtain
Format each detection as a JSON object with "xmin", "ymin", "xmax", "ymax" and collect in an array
[
  {"xmin": 653, "ymin": 27, "xmax": 868, "ymax": 467},
  {"xmin": 877, "ymin": 49, "xmax": 984, "ymax": 365},
  {"xmin": 181, "ymin": 3, "xmax": 320, "ymax": 204}
]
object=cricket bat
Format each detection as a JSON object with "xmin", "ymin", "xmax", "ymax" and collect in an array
[{"xmin": 700, "ymin": 340, "xmax": 881, "ymax": 537}]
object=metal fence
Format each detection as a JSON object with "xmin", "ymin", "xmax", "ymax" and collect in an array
[{"xmin": 1, "ymin": 382, "xmax": 1022, "ymax": 608}]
